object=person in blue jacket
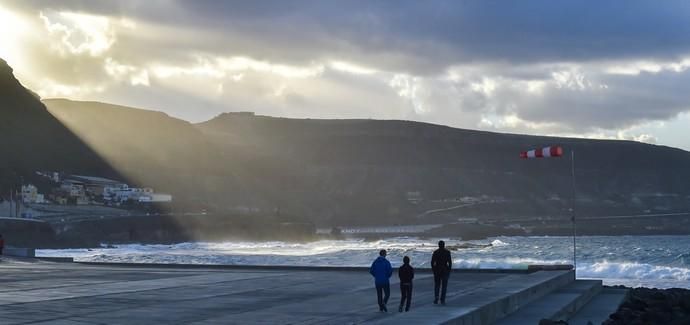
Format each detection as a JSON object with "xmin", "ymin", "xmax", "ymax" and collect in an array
[{"xmin": 370, "ymin": 249, "xmax": 393, "ymax": 312}]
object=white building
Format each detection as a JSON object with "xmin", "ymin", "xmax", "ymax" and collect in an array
[
  {"xmin": 60, "ymin": 180, "xmax": 86, "ymax": 198},
  {"xmin": 137, "ymin": 193, "xmax": 173, "ymax": 203},
  {"xmin": 103, "ymin": 183, "xmax": 131, "ymax": 203},
  {"xmin": 104, "ymin": 184, "xmax": 172, "ymax": 204},
  {"xmin": 21, "ymin": 184, "xmax": 45, "ymax": 204}
]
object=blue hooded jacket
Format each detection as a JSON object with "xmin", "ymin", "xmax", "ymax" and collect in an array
[{"xmin": 369, "ymin": 256, "xmax": 393, "ymax": 285}]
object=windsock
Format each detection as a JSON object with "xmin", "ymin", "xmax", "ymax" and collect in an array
[{"xmin": 520, "ymin": 146, "xmax": 563, "ymax": 158}]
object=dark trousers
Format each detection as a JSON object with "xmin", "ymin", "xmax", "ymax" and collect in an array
[
  {"xmin": 375, "ymin": 283, "xmax": 390, "ymax": 310},
  {"xmin": 434, "ymin": 272, "xmax": 449, "ymax": 302},
  {"xmin": 399, "ymin": 282, "xmax": 412, "ymax": 311}
]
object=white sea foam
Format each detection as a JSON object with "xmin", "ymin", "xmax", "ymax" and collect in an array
[
  {"xmin": 490, "ymin": 239, "xmax": 509, "ymax": 247},
  {"xmin": 577, "ymin": 261, "xmax": 690, "ymax": 281}
]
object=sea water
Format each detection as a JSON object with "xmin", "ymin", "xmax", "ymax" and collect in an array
[{"xmin": 37, "ymin": 235, "xmax": 690, "ymax": 289}]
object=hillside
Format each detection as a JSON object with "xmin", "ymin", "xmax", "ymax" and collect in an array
[
  {"xmin": 2, "ymin": 58, "xmax": 688, "ymax": 227},
  {"xmin": 41, "ymin": 99, "xmax": 690, "ymax": 226},
  {"xmin": 43, "ymin": 99, "xmax": 288, "ymax": 211},
  {"xmin": 0, "ymin": 59, "xmax": 120, "ymax": 192},
  {"xmin": 197, "ymin": 113, "xmax": 690, "ymax": 224}
]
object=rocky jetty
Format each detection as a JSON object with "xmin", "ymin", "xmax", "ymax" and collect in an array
[{"xmin": 604, "ymin": 287, "xmax": 690, "ymax": 325}]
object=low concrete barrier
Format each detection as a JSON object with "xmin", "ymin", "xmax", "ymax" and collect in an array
[
  {"xmin": 449, "ymin": 270, "xmax": 576, "ymax": 324},
  {"xmin": 73, "ymin": 261, "xmax": 543, "ymax": 273},
  {"xmin": 528, "ymin": 264, "xmax": 574, "ymax": 271},
  {"xmin": 36, "ymin": 256, "xmax": 74, "ymax": 262},
  {"xmin": 3, "ymin": 247, "xmax": 36, "ymax": 257}
]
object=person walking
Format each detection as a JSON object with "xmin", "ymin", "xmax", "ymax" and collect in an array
[
  {"xmin": 431, "ymin": 240, "xmax": 452, "ymax": 305},
  {"xmin": 369, "ymin": 249, "xmax": 393, "ymax": 312},
  {"xmin": 398, "ymin": 256, "xmax": 414, "ymax": 312}
]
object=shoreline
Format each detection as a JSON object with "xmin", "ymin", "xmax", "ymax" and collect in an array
[{"xmin": 26, "ymin": 232, "xmax": 690, "ymax": 250}]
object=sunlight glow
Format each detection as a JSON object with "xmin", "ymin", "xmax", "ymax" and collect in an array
[
  {"xmin": 0, "ymin": 6, "xmax": 28, "ymax": 68},
  {"xmin": 152, "ymin": 56, "xmax": 325, "ymax": 80},
  {"xmin": 36, "ymin": 79, "xmax": 105, "ymax": 98},
  {"xmin": 330, "ymin": 61, "xmax": 377, "ymax": 75}
]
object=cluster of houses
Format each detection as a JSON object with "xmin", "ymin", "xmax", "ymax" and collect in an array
[{"xmin": 21, "ymin": 172, "xmax": 172, "ymax": 206}]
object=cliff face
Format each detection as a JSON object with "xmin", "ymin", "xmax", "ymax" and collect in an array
[{"xmin": 0, "ymin": 59, "xmax": 120, "ymax": 191}]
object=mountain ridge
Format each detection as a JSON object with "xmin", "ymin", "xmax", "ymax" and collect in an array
[
  {"xmin": 45, "ymin": 99, "xmax": 690, "ymax": 226},
  {"xmin": 2, "ymin": 57, "xmax": 689, "ymax": 226},
  {"xmin": 45, "ymin": 97, "xmax": 687, "ymax": 154}
]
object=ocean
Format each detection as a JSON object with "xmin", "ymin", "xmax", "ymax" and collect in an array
[{"xmin": 37, "ymin": 235, "xmax": 690, "ymax": 289}]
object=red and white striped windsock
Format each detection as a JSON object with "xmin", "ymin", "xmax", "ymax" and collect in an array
[{"xmin": 520, "ymin": 146, "xmax": 563, "ymax": 159}]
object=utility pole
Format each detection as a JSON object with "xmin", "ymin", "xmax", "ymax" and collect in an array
[
  {"xmin": 18, "ymin": 176, "xmax": 23, "ymax": 218},
  {"xmin": 9, "ymin": 189, "xmax": 13, "ymax": 218},
  {"xmin": 15, "ymin": 189, "xmax": 20, "ymax": 217}
]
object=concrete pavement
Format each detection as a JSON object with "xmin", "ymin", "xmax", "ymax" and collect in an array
[{"xmin": 0, "ymin": 257, "xmax": 579, "ymax": 324}]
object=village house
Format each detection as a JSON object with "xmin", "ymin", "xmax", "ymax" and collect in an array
[{"xmin": 21, "ymin": 184, "xmax": 45, "ymax": 204}]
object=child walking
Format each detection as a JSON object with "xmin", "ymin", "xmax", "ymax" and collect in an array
[{"xmin": 398, "ymin": 256, "xmax": 414, "ymax": 312}]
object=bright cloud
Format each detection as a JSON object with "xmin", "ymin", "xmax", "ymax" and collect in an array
[
  {"xmin": 39, "ymin": 11, "xmax": 116, "ymax": 56},
  {"xmin": 389, "ymin": 74, "xmax": 428, "ymax": 114},
  {"xmin": 104, "ymin": 58, "xmax": 149, "ymax": 86},
  {"xmin": 605, "ymin": 58, "xmax": 690, "ymax": 76},
  {"xmin": 552, "ymin": 68, "xmax": 592, "ymax": 91}
]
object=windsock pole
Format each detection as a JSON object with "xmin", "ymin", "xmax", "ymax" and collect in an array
[
  {"xmin": 520, "ymin": 145, "xmax": 577, "ymax": 270},
  {"xmin": 570, "ymin": 150, "xmax": 577, "ymax": 270}
]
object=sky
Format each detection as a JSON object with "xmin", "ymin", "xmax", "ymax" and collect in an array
[{"xmin": 2, "ymin": 0, "xmax": 690, "ymax": 151}]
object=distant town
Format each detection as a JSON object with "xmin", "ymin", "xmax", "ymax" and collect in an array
[{"xmin": 20, "ymin": 171, "xmax": 172, "ymax": 207}]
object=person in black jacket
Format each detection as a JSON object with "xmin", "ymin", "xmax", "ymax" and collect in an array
[
  {"xmin": 431, "ymin": 240, "xmax": 452, "ymax": 305},
  {"xmin": 398, "ymin": 256, "xmax": 414, "ymax": 312}
]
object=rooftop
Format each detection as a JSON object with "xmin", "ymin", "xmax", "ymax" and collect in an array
[{"xmin": 69, "ymin": 175, "xmax": 123, "ymax": 185}]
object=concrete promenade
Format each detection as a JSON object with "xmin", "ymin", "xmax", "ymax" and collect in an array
[{"xmin": 0, "ymin": 257, "xmax": 613, "ymax": 324}]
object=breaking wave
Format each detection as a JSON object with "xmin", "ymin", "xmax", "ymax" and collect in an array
[
  {"xmin": 490, "ymin": 239, "xmax": 509, "ymax": 247},
  {"xmin": 578, "ymin": 261, "xmax": 690, "ymax": 281}
]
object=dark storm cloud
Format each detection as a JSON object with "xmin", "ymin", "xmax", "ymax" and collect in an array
[
  {"xmin": 177, "ymin": 1, "xmax": 690, "ymax": 67},
  {"xmin": 501, "ymin": 70, "xmax": 690, "ymax": 131},
  {"xmin": 9, "ymin": 0, "xmax": 690, "ymax": 74}
]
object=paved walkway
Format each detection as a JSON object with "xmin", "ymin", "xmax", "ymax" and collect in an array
[{"xmin": 0, "ymin": 257, "xmax": 546, "ymax": 324}]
